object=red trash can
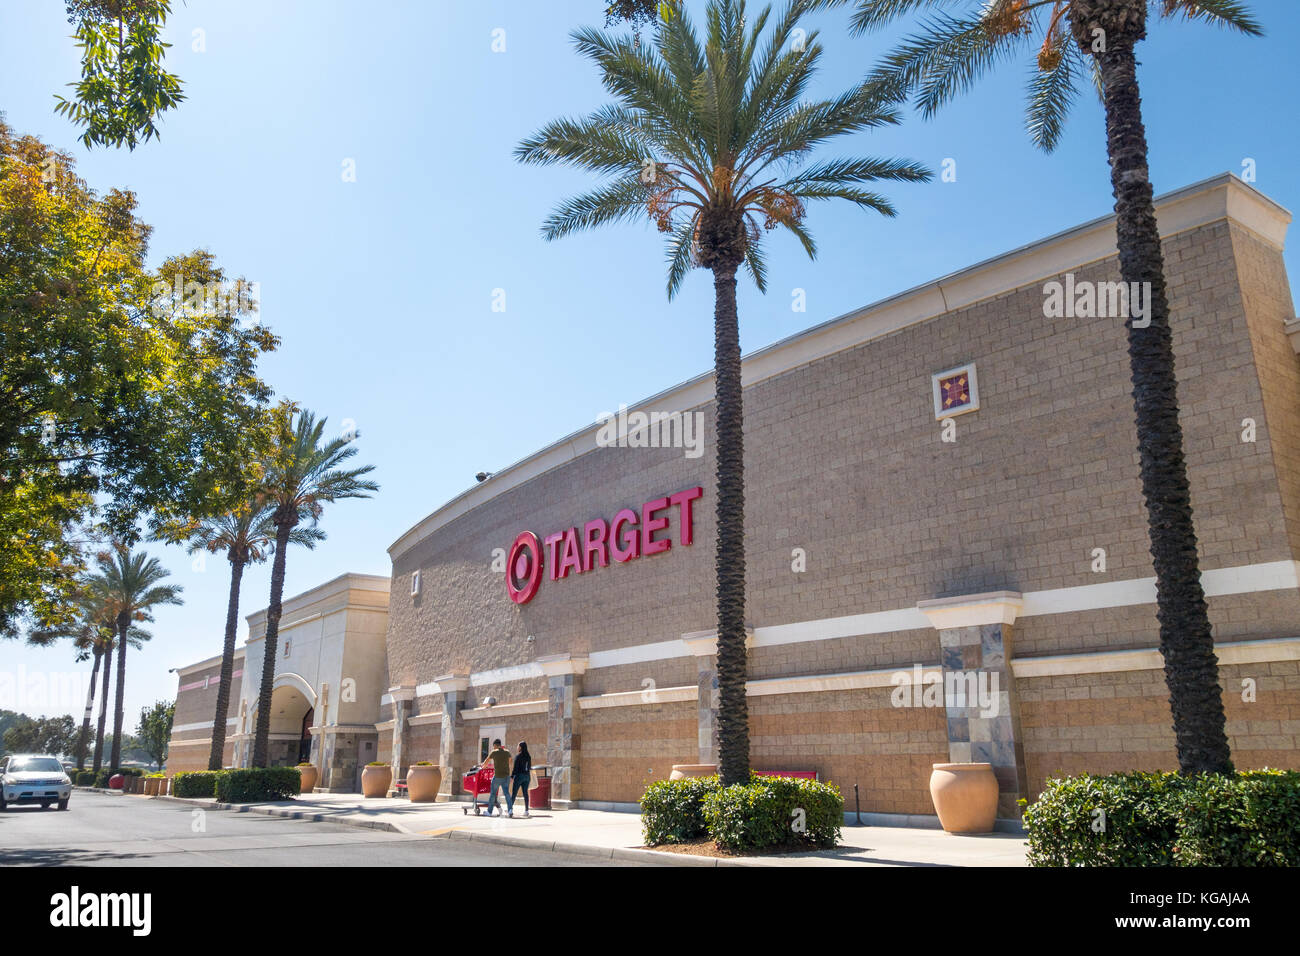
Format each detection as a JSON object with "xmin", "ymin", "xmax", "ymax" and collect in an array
[
  {"xmin": 530, "ymin": 766, "xmax": 551, "ymax": 810},
  {"xmin": 108, "ymin": 774, "xmax": 124, "ymax": 790}
]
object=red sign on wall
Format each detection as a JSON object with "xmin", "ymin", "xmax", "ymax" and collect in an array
[{"xmin": 506, "ymin": 486, "xmax": 703, "ymax": 605}]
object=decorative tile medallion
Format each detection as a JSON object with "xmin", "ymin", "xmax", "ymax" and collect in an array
[{"xmin": 931, "ymin": 362, "xmax": 979, "ymax": 419}]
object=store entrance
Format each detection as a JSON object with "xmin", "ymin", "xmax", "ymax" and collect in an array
[{"xmin": 298, "ymin": 707, "xmax": 314, "ymax": 764}]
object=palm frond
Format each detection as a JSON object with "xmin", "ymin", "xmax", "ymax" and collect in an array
[
  {"xmin": 871, "ymin": 12, "xmax": 1030, "ymax": 119},
  {"xmin": 1161, "ymin": 0, "xmax": 1263, "ymax": 35},
  {"xmin": 1025, "ymin": 35, "xmax": 1081, "ymax": 152},
  {"xmin": 541, "ymin": 178, "xmax": 654, "ymax": 241}
]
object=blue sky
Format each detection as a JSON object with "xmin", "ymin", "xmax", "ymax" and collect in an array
[{"xmin": 2, "ymin": 0, "xmax": 1297, "ymax": 727}]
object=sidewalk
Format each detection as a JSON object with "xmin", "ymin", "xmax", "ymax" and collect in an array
[{"xmin": 155, "ymin": 790, "xmax": 1027, "ymax": 867}]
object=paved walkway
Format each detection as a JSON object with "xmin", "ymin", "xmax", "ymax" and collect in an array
[{"xmin": 149, "ymin": 790, "xmax": 1027, "ymax": 867}]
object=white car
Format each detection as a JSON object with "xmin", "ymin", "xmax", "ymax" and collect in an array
[{"xmin": 0, "ymin": 754, "xmax": 72, "ymax": 811}]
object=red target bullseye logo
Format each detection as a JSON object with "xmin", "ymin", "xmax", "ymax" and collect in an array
[{"xmin": 506, "ymin": 531, "xmax": 543, "ymax": 605}]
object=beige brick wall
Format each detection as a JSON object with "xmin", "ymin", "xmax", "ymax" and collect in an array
[
  {"xmin": 1018, "ymin": 660, "xmax": 1300, "ymax": 796},
  {"xmin": 581, "ymin": 701, "xmax": 697, "ymax": 804},
  {"xmin": 381, "ymin": 208, "xmax": 1299, "ymax": 810},
  {"xmin": 166, "ymin": 659, "xmax": 243, "ymax": 773},
  {"xmin": 750, "ymin": 688, "xmax": 948, "ymax": 816}
]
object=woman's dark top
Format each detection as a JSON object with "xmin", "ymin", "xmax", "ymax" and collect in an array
[{"xmin": 512, "ymin": 752, "xmax": 531, "ymax": 776}]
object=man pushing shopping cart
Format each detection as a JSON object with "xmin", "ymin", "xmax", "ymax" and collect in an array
[{"xmin": 464, "ymin": 738, "xmax": 513, "ymax": 816}]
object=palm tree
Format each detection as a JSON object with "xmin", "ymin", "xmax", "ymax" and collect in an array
[
  {"xmin": 177, "ymin": 502, "xmax": 323, "ymax": 770},
  {"xmin": 28, "ymin": 586, "xmax": 148, "ymax": 768},
  {"xmin": 95, "ymin": 543, "xmax": 183, "ymax": 769},
  {"xmin": 813, "ymin": 0, "xmax": 1261, "ymax": 774},
  {"xmin": 517, "ymin": 0, "xmax": 929, "ymax": 785},
  {"xmin": 250, "ymin": 407, "xmax": 377, "ymax": 768}
]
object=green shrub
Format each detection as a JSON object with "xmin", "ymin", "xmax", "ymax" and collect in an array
[
  {"xmin": 172, "ymin": 771, "xmax": 222, "ymax": 798},
  {"xmin": 214, "ymin": 767, "xmax": 301, "ymax": 803},
  {"xmin": 640, "ymin": 775, "xmax": 720, "ymax": 844},
  {"xmin": 1175, "ymin": 769, "xmax": 1300, "ymax": 866},
  {"xmin": 1024, "ymin": 769, "xmax": 1300, "ymax": 867},
  {"xmin": 75, "ymin": 771, "xmax": 96, "ymax": 786},
  {"xmin": 1024, "ymin": 772, "xmax": 1187, "ymax": 866},
  {"xmin": 366, "ymin": 761, "xmax": 388, "ymax": 767},
  {"xmin": 702, "ymin": 775, "xmax": 842, "ymax": 852}
]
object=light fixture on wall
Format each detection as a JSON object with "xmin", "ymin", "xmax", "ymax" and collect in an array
[
  {"xmin": 411, "ymin": 570, "xmax": 421, "ymax": 596},
  {"xmin": 525, "ymin": 634, "xmax": 535, "ymax": 644},
  {"xmin": 484, "ymin": 696, "xmax": 497, "ymax": 707}
]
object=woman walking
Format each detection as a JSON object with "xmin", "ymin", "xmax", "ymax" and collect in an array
[{"xmin": 508, "ymin": 742, "xmax": 532, "ymax": 818}]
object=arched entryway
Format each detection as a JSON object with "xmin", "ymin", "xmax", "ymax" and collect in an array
[{"xmin": 260, "ymin": 681, "xmax": 314, "ymax": 767}]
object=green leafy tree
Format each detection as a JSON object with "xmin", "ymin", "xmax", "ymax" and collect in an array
[
  {"xmin": 3, "ymin": 714, "xmax": 78, "ymax": 758},
  {"xmin": 160, "ymin": 501, "xmax": 322, "ymax": 770},
  {"xmin": 0, "ymin": 120, "xmax": 278, "ymax": 640},
  {"xmin": 812, "ymin": 0, "xmax": 1262, "ymax": 775},
  {"xmin": 518, "ymin": 0, "xmax": 929, "ymax": 785},
  {"xmin": 250, "ymin": 408, "xmax": 377, "ymax": 767},
  {"xmin": 0, "ymin": 710, "xmax": 21, "ymax": 744},
  {"xmin": 92, "ymin": 543, "xmax": 182, "ymax": 769},
  {"xmin": 136, "ymin": 699, "xmax": 174, "ymax": 769},
  {"xmin": 54, "ymin": 1, "xmax": 185, "ymax": 150}
]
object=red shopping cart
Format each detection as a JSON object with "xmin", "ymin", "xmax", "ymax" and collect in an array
[{"xmin": 461, "ymin": 765, "xmax": 498, "ymax": 815}]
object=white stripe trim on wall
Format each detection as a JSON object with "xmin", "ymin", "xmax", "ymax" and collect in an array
[
  {"xmin": 171, "ymin": 718, "xmax": 237, "ymax": 734},
  {"xmin": 578, "ymin": 686, "xmax": 697, "ymax": 710},
  {"xmin": 1011, "ymin": 636, "xmax": 1300, "ymax": 679}
]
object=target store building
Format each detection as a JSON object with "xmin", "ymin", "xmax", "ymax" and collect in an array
[{"xmin": 170, "ymin": 175, "xmax": 1300, "ymax": 823}]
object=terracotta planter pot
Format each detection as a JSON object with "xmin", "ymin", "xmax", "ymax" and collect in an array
[
  {"xmin": 407, "ymin": 765, "xmax": 442, "ymax": 802},
  {"xmin": 297, "ymin": 765, "xmax": 318, "ymax": 794},
  {"xmin": 361, "ymin": 765, "xmax": 392, "ymax": 798},
  {"xmin": 669, "ymin": 764, "xmax": 718, "ymax": 781},
  {"xmin": 929, "ymin": 762, "xmax": 999, "ymax": 834}
]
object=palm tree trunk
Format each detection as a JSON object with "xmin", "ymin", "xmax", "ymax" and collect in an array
[
  {"xmin": 110, "ymin": 610, "xmax": 129, "ymax": 769},
  {"xmin": 209, "ymin": 553, "xmax": 245, "ymax": 770},
  {"xmin": 92, "ymin": 641, "xmax": 112, "ymax": 772},
  {"xmin": 252, "ymin": 518, "xmax": 294, "ymax": 768},
  {"xmin": 75, "ymin": 646, "xmax": 101, "ymax": 768},
  {"xmin": 1092, "ymin": 13, "xmax": 1232, "ymax": 774},
  {"xmin": 712, "ymin": 263, "xmax": 750, "ymax": 786}
]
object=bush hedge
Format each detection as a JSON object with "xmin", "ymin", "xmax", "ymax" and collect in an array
[
  {"xmin": 214, "ymin": 767, "xmax": 301, "ymax": 803},
  {"xmin": 1024, "ymin": 769, "xmax": 1300, "ymax": 866},
  {"xmin": 641, "ymin": 774, "xmax": 843, "ymax": 851},
  {"xmin": 641, "ymin": 775, "xmax": 720, "ymax": 844},
  {"xmin": 172, "ymin": 771, "xmax": 223, "ymax": 798},
  {"xmin": 703, "ymin": 775, "xmax": 842, "ymax": 851},
  {"xmin": 1176, "ymin": 769, "xmax": 1300, "ymax": 866},
  {"xmin": 75, "ymin": 771, "xmax": 96, "ymax": 786}
]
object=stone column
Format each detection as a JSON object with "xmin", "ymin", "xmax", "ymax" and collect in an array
[
  {"xmin": 918, "ymin": 591, "xmax": 1028, "ymax": 820},
  {"xmin": 434, "ymin": 675, "xmax": 469, "ymax": 798},
  {"xmin": 386, "ymin": 685, "xmax": 415, "ymax": 797},
  {"xmin": 537, "ymin": 654, "xmax": 588, "ymax": 810},
  {"xmin": 681, "ymin": 629, "xmax": 754, "ymax": 768}
]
